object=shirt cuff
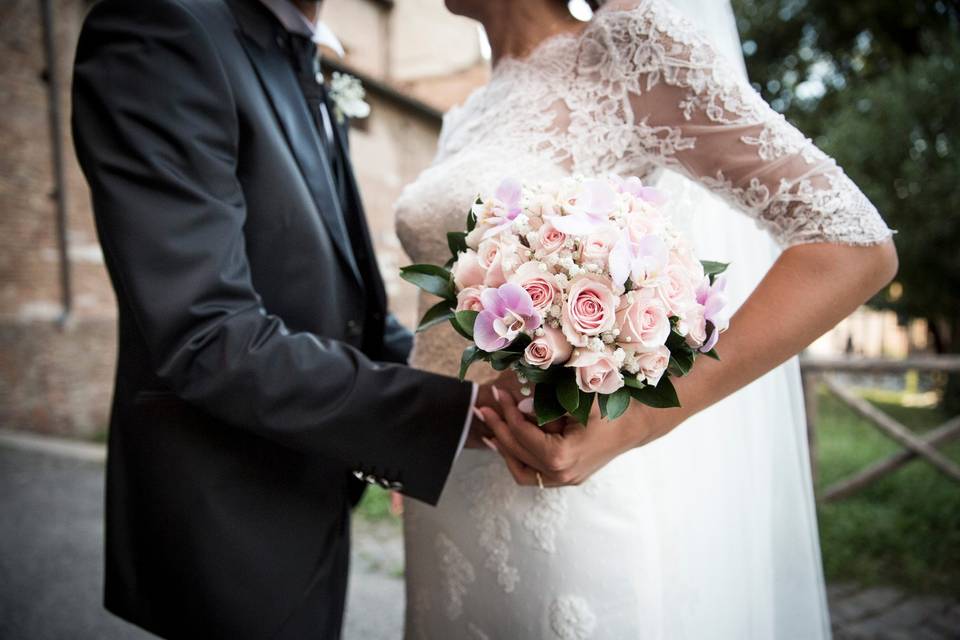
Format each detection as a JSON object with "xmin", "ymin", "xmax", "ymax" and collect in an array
[{"xmin": 455, "ymin": 383, "xmax": 480, "ymax": 460}]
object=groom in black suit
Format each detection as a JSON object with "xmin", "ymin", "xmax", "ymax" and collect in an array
[{"xmin": 71, "ymin": 0, "xmax": 495, "ymax": 637}]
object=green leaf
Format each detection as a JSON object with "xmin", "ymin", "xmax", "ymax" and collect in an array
[
  {"xmin": 417, "ymin": 300, "xmax": 455, "ymax": 332},
  {"xmin": 453, "ymin": 310, "xmax": 479, "ymax": 338},
  {"xmin": 623, "ymin": 374, "xmax": 645, "ymax": 389},
  {"xmin": 534, "ymin": 383, "xmax": 566, "ymax": 426},
  {"xmin": 666, "ymin": 329, "xmax": 688, "ymax": 352},
  {"xmin": 701, "ymin": 260, "xmax": 729, "ymax": 277},
  {"xmin": 515, "ymin": 364, "xmax": 559, "ymax": 384},
  {"xmin": 556, "ymin": 374, "xmax": 581, "ymax": 414},
  {"xmin": 668, "ymin": 349, "xmax": 695, "ymax": 377},
  {"xmin": 466, "ymin": 205, "xmax": 479, "ymax": 232},
  {"xmin": 570, "ymin": 391, "xmax": 594, "ymax": 426},
  {"xmin": 447, "ymin": 231, "xmax": 468, "ymax": 258},
  {"xmin": 458, "ymin": 346, "xmax": 481, "ymax": 381},
  {"xmin": 628, "ymin": 376, "xmax": 681, "ymax": 408},
  {"xmin": 400, "ymin": 264, "xmax": 454, "ymax": 299},
  {"xmin": 601, "ymin": 387, "xmax": 631, "ymax": 420},
  {"xmin": 702, "ymin": 348, "xmax": 720, "ymax": 361}
]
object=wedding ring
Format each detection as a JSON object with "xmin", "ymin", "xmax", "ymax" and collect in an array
[{"xmin": 536, "ymin": 472, "xmax": 544, "ymax": 490}]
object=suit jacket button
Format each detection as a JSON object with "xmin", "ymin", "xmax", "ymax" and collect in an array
[
  {"xmin": 364, "ymin": 474, "xmax": 377, "ymax": 485},
  {"xmin": 352, "ymin": 470, "xmax": 364, "ymax": 480},
  {"xmin": 346, "ymin": 319, "xmax": 362, "ymax": 337}
]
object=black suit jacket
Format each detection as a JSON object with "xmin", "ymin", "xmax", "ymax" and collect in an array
[{"xmin": 71, "ymin": 1, "xmax": 472, "ymax": 638}]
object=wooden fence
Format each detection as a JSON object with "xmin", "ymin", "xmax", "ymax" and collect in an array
[{"xmin": 799, "ymin": 355, "xmax": 960, "ymax": 502}]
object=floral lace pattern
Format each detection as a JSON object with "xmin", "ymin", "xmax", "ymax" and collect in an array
[
  {"xmin": 436, "ymin": 533, "xmax": 476, "ymax": 620},
  {"xmin": 522, "ymin": 488, "xmax": 569, "ymax": 554},
  {"xmin": 550, "ymin": 595, "xmax": 598, "ymax": 640},
  {"xmin": 460, "ymin": 461, "xmax": 521, "ymax": 593}
]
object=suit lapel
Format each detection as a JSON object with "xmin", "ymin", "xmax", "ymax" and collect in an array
[
  {"xmin": 229, "ymin": 0, "xmax": 363, "ymax": 288},
  {"xmin": 327, "ymin": 113, "xmax": 388, "ymax": 310}
]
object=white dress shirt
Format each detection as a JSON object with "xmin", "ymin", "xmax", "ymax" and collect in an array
[{"xmin": 258, "ymin": 0, "xmax": 478, "ymax": 461}]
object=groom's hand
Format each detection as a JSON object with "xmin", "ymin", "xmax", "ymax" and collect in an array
[{"xmin": 476, "ymin": 389, "xmax": 644, "ymax": 487}]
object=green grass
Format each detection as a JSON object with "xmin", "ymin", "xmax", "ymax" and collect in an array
[
  {"xmin": 355, "ymin": 486, "xmax": 399, "ymax": 522},
  {"xmin": 815, "ymin": 387, "xmax": 960, "ymax": 596}
]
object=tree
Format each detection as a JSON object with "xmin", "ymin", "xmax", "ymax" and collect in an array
[{"xmin": 732, "ymin": 0, "xmax": 960, "ymax": 349}]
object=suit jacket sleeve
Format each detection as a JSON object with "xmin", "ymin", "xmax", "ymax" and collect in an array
[
  {"xmin": 71, "ymin": 0, "xmax": 471, "ymax": 505},
  {"xmin": 381, "ymin": 313, "xmax": 415, "ymax": 364}
]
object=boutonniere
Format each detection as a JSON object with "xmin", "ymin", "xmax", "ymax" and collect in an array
[{"xmin": 328, "ymin": 72, "xmax": 370, "ymax": 124}]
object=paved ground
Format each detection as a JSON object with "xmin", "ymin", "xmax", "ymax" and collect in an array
[{"xmin": 1, "ymin": 429, "xmax": 956, "ymax": 640}]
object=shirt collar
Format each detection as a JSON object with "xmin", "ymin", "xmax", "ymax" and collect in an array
[{"xmin": 258, "ymin": 0, "xmax": 345, "ymax": 58}]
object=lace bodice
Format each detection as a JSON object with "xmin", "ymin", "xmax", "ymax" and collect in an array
[{"xmin": 395, "ymin": 0, "xmax": 891, "ymax": 380}]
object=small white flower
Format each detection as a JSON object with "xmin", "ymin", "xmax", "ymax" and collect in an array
[{"xmin": 328, "ymin": 71, "xmax": 370, "ymax": 123}]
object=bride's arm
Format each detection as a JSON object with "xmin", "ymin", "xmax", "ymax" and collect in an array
[
  {"xmin": 627, "ymin": 242, "xmax": 896, "ymax": 450},
  {"xmin": 606, "ymin": 0, "xmax": 897, "ymax": 448},
  {"xmin": 481, "ymin": 0, "xmax": 897, "ymax": 486}
]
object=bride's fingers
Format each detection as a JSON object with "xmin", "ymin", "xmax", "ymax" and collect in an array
[
  {"xmin": 494, "ymin": 387, "xmax": 556, "ymax": 463},
  {"xmin": 479, "ymin": 407, "xmax": 543, "ymax": 470},
  {"xmin": 497, "ymin": 449, "xmax": 538, "ymax": 486}
]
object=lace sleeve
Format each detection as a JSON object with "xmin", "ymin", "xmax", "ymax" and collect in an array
[{"xmin": 584, "ymin": 0, "xmax": 893, "ymax": 247}]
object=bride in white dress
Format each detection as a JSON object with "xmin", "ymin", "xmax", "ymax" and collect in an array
[{"xmin": 394, "ymin": 0, "xmax": 895, "ymax": 637}]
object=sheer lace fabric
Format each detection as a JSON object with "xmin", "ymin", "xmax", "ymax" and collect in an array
[{"xmin": 396, "ymin": 1, "xmax": 883, "ymax": 637}]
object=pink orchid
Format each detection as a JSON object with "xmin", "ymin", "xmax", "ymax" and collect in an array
[
  {"xmin": 608, "ymin": 234, "xmax": 669, "ymax": 289},
  {"xmin": 610, "ymin": 175, "xmax": 668, "ymax": 206},
  {"xmin": 474, "ymin": 282, "xmax": 542, "ymax": 352},
  {"xmin": 481, "ymin": 178, "xmax": 523, "ymax": 240},
  {"xmin": 547, "ymin": 179, "xmax": 616, "ymax": 236},
  {"xmin": 696, "ymin": 275, "xmax": 729, "ymax": 352}
]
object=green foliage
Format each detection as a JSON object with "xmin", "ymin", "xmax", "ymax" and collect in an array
[
  {"xmin": 732, "ymin": 0, "xmax": 960, "ymax": 352},
  {"xmin": 817, "ymin": 49, "xmax": 960, "ymax": 323},
  {"xmin": 628, "ymin": 375, "xmax": 680, "ymax": 408},
  {"xmin": 814, "ymin": 388, "xmax": 960, "ymax": 594},
  {"xmin": 399, "ymin": 264, "xmax": 454, "ymax": 300},
  {"xmin": 417, "ymin": 300, "xmax": 455, "ymax": 332}
]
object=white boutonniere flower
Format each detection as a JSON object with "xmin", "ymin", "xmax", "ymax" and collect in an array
[{"xmin": 328, "ymin": 72, "xmax": 370, "ymax": 124}]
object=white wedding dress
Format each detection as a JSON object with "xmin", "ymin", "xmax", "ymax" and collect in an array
[{"xmin": 394, "ymin": 1, "xmax": 892, "ymax": 638}]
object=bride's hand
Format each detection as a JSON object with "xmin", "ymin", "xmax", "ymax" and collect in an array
[{"xmin": 476, "ymin": 388, "xmax": 674, "ymax": 487}]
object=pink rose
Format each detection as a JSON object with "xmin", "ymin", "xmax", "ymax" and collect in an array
[
  {"xmin": 567, "ymin": 349, "xmax": 624, "ymax": 395},
  {"xmin": 635, "ymin": 345, "xmax": 670, "ymax": 387},
  {"xmin": 670, "ymin": 246, "xmax": 705, "ymax": 284},
  {"xmin": 478, "ymin": 237, "xmax": 521, "ymax": 288},
  {"xmin": 531, "ymin": 219, "xmax": 567, "ymax": 255},
  {"xmin": 561, "ymin": 274, "xmax": 618, "ymax": 347},
  {"xmin": 625, "ymin": 204, "xmax": 666, "ymax": 243},
  {"xmin": 523, "ymin": 325, "xmax": 573, "ymax": 369},
  {"xmin": 452, "ymin": 250, "xmax": 485, "ymax": 290},
  {"xmin": 616, "ymin": 287, "xmax": 670, "ymax": 349},
  {"xmin": 509, "ymin": 262, "xmax": 560, "ymax": 314},
  {"xmin": 578, "ymin": 228, "xmax": 619, "ymax": 268},
  {"xmin": 456, "ymin": 286, "xmax": 485, "ymax": 312},
  {"xmin": 656, "ymin": 264, "xmax": 696, "ymax": 317}
]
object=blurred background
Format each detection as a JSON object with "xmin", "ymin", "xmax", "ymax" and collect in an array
[{"xmin": 0, "ymin": 0, "xmax": 957, "ymax": 638}]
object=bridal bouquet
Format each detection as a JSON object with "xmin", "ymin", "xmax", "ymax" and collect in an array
[{"xmin": 400, "ymin": 175, "xmax": 730, "ymax": 426}]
